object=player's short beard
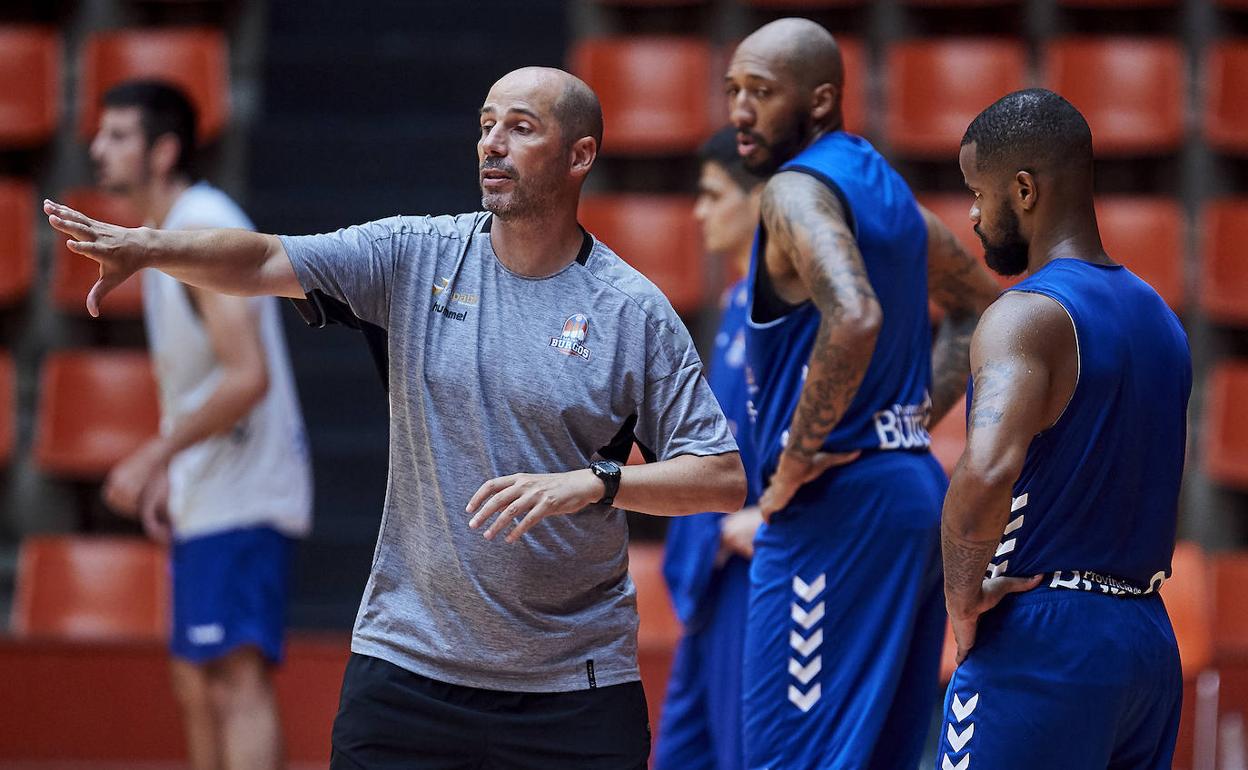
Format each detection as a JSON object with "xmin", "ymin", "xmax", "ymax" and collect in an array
[
  {"xmin": 978, "ymin": 204, "xmax": 1030, "ymax": 277},
  {"xmin": 743, "ymin": 116, "xmax": 811, "ymax": 178},
  {"xmin": 480, "ymin": 157, "xmax": 562, "ymax": 221}
]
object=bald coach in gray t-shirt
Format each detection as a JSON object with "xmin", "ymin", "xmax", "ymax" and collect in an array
[
  {"xmin": 283, "ymin": 212, "xmax": 736, "ymax": 691},
  {"xmin": 44, "ymin": 66, "xmax": 746, "ymax": 768}
]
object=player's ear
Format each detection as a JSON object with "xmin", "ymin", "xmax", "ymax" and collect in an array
[
  {"xmin": 569, "ymin": 136, "xmax": 597, "ymax": 179},
  {"xmin": 1015, "ymin": 170, "xmax": 1037, "ymax": 212},
  {"xmin": 811, "ymin": 82, "xmax": 838, "ymax": 124}
]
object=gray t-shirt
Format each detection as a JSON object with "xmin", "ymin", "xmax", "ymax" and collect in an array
[{"xmin": 281, "ymin": 212, "xmax": 736, "ymax": 692}]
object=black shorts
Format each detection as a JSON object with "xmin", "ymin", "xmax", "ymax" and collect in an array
[{"xmin": 330, "ymin": 653, "xmax": 651, "ymax": 770}]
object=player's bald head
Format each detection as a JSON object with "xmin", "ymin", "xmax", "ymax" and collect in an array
[
  {"xmin": 488, "ymin": 67, "xmax": 603, "ymax": 151},
  {"xmin": 734, "ymin": 18, "xmax": 844, "ymax": 96}
]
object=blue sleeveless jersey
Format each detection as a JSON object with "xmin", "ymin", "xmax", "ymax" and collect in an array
[
  {"xmin": 984, "ymin": 259, "xmax": 1191, "ymax": 591},
  {"xmin": 745, "ymin": 132, "xmax": 933, "ymax": 478}
]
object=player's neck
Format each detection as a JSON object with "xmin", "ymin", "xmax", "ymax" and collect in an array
[
  {"xmin": 490, "ymin": 207, "xmax": 585, "ymax": 278},
  {"xmin": 1028, "ymin": 218, "xmax": 1109, "ymax": 274},
  {"xmin": 135, "ymin": 176, "xmax": 192, "ymax": 228}
]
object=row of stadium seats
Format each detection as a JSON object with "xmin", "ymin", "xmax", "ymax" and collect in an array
[
  {"xmin": 8, "ymin": 535, "xmax": 1245, "ymax": 767},
  {"xmin": 572, "ymin": 36, "xmax": 1248, "ymax": 157},
  {"xmin": 0, "ymin": 26, "xmax": 227, "ymax": 149},
  {"xmin": 591, "ymin": 0, "xmax": 1248, "ymax": 7}
]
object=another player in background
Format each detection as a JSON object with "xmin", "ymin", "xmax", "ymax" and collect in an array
[
  {"xmin": 90, "ymin": 80, "xmax": 312, "ymax": 770},
  {"xmin": 724, "ymin": 18, "xmax": 1001, "ymax": 770},
  {"xmin": 937, "ymin": 88, "xmax": 1190, "ymax": 770},
  {"xmin": 656, "ymin": 126, "xmax": 763, "ymax": 770}
]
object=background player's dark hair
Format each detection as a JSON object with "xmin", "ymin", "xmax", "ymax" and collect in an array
[
  {"xmin": 699, "ymin": 127, "xmax": 758, "ymax": 192},
  {"xmin": 961, "ymin": 88, "xmax": 1093, "ymax": 175},
  {"xmin": 102, "ymin": 79, "xmax": 199, "ymax": 179},
  {"xmin": 553, "ymin": 78, "xmax": 604, "ymax": 153}
]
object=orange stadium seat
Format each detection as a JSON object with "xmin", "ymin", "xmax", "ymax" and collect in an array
[
  {"xmin": 580, "ymin": 195, "xmax": 705, "ymax": 313},
  {"xmin": 886, "ymin": 39, "xmax": 1027, "ymax": 158},
  {"xmin": 1206, "ymin": 43, "xmax": 1248, "ymax": 156},
  {"xmin": 1095, "ymin": 197, "xmax": 1185, "ymax": 310},
  {"xmin": 742, "ymin": 0, "xmax": 865, "ymax": 6},
  {"xmin": 838, "ymin": 37, "xmax": 868, "ymax": 137},
  {"xmin": 0, "ymin": 352, "xmax": 14, "ymax": 466},
  {"xmin": 571, "ymin": 37, "xmax": 712, "ymax": 154},
  {"xmin": 0, "ymin": 27, "xmax": 60, "ymax": 148},
  {"xmin": 50, "ymin": 188, "xmax": 145, "ymax": 317},
  {"xmin": 79, "ymin": 28, "xmax": 229, "ymax": 142},
  {"xmin": 1163, "ymin": 542, "xmax": 1218, "ymax": 770},
  {"xmin": 1045, "ymin": 38, "xmax": 1184, "ymax": 156},
  {"xmin": 1200, "ymin": 200, "xmax": 1248, "ymax": 326},
  {"xmin": 10, "ymin": 534, "xmax": 168, "ymax": 641},
  {"xmin": 1214, "ymin": 552, "xmax": 1248, "ymax": 656},
  {"xmin": 1204, "ymin": 360, "xmax": 1248, "ymax": 490},
  {"xmin": 34, "ymin": 350, "xmax": 161, "ymax": 480},
  {"xmin": 629, "ymin": 543, "xmax": 681, "ymax": 736},
  {"xmin": 1056, "ymin": 0, "xmax": 1179, "ymax": 5},
  {"xmin": 0, "ymin": 179, "xmax": 36, "ymax": 307}
]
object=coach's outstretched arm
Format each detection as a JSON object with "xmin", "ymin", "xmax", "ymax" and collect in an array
[
  {"xmin": 45, "ymin": 199, "xmax": 302, "ymax": 315},
  {"xmin": 942, "ymin": 292, "xmax": 1073, "ymax": 665}
]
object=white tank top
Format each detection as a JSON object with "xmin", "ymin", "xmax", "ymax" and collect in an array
[{"xmin": 143, "ymin": 182, "xmax": 312, "ymax": 540}]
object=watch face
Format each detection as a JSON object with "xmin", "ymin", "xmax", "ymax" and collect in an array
[{"xmin": 594, "ymin": 460, "xmax": 621, "ymax": 475}]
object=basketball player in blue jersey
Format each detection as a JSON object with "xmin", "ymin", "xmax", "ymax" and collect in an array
[
  {"xmin": 657, "ymin": 127, "xmax": 763, "ymax": 770},
  {"xmin": 725, "ymin": 18, "xmax": 1002, "ymax": 770},
  {"xmin": 936, "ymin": 89, "xmax": 1191, "ymax": 770}
]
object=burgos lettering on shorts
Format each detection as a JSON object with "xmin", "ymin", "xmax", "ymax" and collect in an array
[
  {"xmin": 1049, "ymin": 569, "xmax": 1167, "ymax": 596},
  {"xmin": 873, "ymin": 396, "xmax": 933, "ymax": 450},
  {"xmin": 550, "ymin": 313, "xmax": 591, "ymax": 360}
]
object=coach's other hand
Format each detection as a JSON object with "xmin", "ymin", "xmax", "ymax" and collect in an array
[
  {"xmin": 45, "ymin": 199, "xmax": 150, "ymax": 317},
  {"xmin": 466, "ymin": 470, "xmax": 603, "ymax": 544}
]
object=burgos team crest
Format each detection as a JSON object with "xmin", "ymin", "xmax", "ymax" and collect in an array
[{"xmin": 550, "ymin": 314, "xmax": 591, "ymax": 360}]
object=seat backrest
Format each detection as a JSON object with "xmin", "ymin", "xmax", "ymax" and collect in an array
[
  {"xmin": 1095, "ymin": 197, "xmax": 1185, "ymax": 310},
  {"xmin": 579, "ymin": 195, "xmax": 705, "ymax": 313},
  {"xmin": 1045, "ymin": 37, "xmax": 1184, "ymax": 156},
  {"xmin": 49, "ymin": 188, "xmax": 145, "ymax": 317},
  {"xmin": 1159, "ymin": 541, "xmax": 1213, "ymax": 676},
  {"xmin": 838, "ymin": 37, "xmax": 869, "ymax": 137},
  {"xmin": 34, "ymin": 350, "xmax": 161, "ymax": 479},
  {"xmin": 1206, "ymin": 42, "xmax": 1248, "ymax": 155},
  {"xmin": 1204, "ymin": 360, "xmax": 1248, "ymax": 490},
  {"xmin": 1213, "ymin": 551, "xmax": 1248, "ymax": 658},
  {"xmin": 571, "ymin": 37, "xmax": 712, "ymax": 155},
  {"xmin": 11, "ymin": 534, "xmax": 168, "ymax": 640},
  {"xmin": 629, "ymin": 542, "xmax": 682, "ymax": 649},
  {"xmin": 0, "ymin": 26, "xmax": 60, "ymax": 148},
  {"xmin": 0, "ymin": 178, "xmax": 35, "ymax": 306},
  {"xmin": 79, "ymin": 28, "xmax": 229, "ymax": 142},
  {"xmin": 1200, "ymin": 200, "xmax": 1248, "ymax": 326},
  {"xmin": 886, "ymin": 38, "xmax": 1027, "ymax": 157}
]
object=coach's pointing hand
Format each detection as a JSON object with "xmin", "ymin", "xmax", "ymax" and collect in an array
[
  {"xmin": 467, "ymin": 470, "xmax": 603, "ymax": 544},
  {"xmin": 45, "ymin": 199, "xmax": 150, "ymax": 317}
]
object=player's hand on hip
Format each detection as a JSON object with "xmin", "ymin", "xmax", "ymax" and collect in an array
[
  {"xmin": 138, "ymin": 471, "xmax": 172, "ymax": 545},
  {"xmin": 44, "ymin": 199, "xmax": 152, "ymax": 318},
  {"xmin": 466, "ymin": 470, "xmax": 602, "ymax": 544},
  {"xmin": 720, "ymin": 506, "xmax": 764, "ymax": 559},
  {"xmin": 950, "ymin": 573, "xmax": 1045, "ymax": 665},
  {"xmin": 759, "ymin": 449, "xmax": 860, "ymax": 522},
  {"xmin": 103, "ymin": 439, "xmax": 171, "ymax": 517}
]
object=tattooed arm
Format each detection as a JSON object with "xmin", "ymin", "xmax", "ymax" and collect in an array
[
  {"xmin": 756, "ymin": 172, "xmax": 882, "ymax": 519},
  {"xmin": 942, "ymin": 291, "xmax": 1077, "ymax": 663},
  {"xmin": 920, "ymin": 206, "xmax": 1000, "ymax": 424}
]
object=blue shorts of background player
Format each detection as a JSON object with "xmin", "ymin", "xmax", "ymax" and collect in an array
[
  {"xmin": 170, "ymin": 525, "xmax": 295, "ymax": 665},
  {"xmin": 936, "ymin": 584, "xmax": 1182, "ymax": 770}
]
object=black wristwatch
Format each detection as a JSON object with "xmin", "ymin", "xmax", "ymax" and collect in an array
[{"xmin": 590, "ymin": 460, "xmax": 622, "ymax": 506}]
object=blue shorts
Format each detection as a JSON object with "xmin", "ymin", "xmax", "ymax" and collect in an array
[
  {"xmin": 655, "ymin": 555, "xmax": 749, "ymax": 770},
  {"xmin": 743, "ymin": 451, "xmax": 947, "ymax": 770},
  {"xmin": 936, "ymin": 585, "xmax": 1181, "ymax": 770},
  {"xmin": 170, "ymin": 525, "xmax": 295, "ymax": 666}
]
